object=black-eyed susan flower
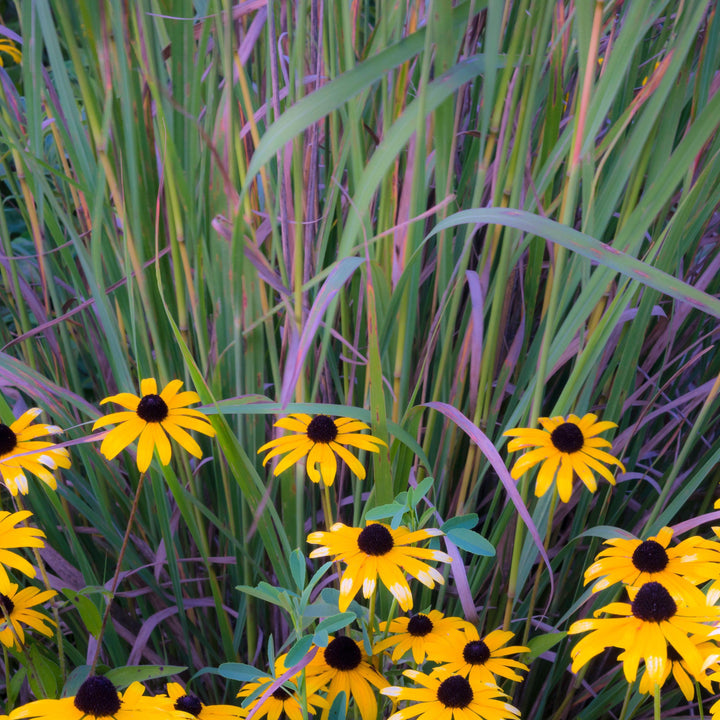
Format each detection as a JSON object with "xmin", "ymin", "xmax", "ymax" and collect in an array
[
  {"xmin": 638, "ymin": 639, "xmax": 720, "ymax": 701},
  {"xmin": 0, "ymin": 38, "xmax": 22, "ymax": 66},
  {"xmin": 0, "ymin": 408, "xmax": 70, "ymax": 495},
  {"xmin": 93, "ymin": 378, "xmax": 215, "ymax": 473},
  {"xmin": 373, "ymin": 611, "xmax": 473, "ymax": 664},
  {"xmin": 432, "ymin": 627, "xmax": 529, "ymax": 685},
  {"xmin": 503, "ymin": 413, "xmax": 625, "ymax": 502},
  {"xmin": 236, "ymin": 669, "xmax": 327, "ymax": 720},
  {"xmin": 0, "ymin": 578, "xmax": 55, "ymax": 648},
  {"xmin": 584, "ymin": 526, "xmax": 720, "ymax": 604},
  {"xmin": 307, "ymin": 522, "xmax": 451, "ymax": 612},
  {"xmin": 16, "ymin": 676, "xmax": 178, "ymax": 719},
  {"xmin": 0, "ymin": 510, "xmax": 45, "ymax": 584},
  {"xmin": 304, "ymin": 635, "xmax": 388, "ymax": 720},
  {"xmin": 568, "ymin": 581, "xmax": 720, "ymax": 685},
  {"xmin": 257, "ymin": 414, "xmax": 385, "ymax": 486},
  {"xmin": 381, "ymin": 669, "xmax": 521, "ymax": 720},
  {"xmin": 165, "ymin": 682, "xmax": 242, "ymax": 719}
]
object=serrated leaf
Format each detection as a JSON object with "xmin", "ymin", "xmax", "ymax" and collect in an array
[
  {"xmin": 525, "ymin": 632, "xmax": 567, "ymax": 662},
  {"xmin": 104, "ymin": 665, "xmax": 186, "ymax": 688},
  {"xmin": 61, "ymin": 588, "xmax": 102, "ymax": 636},
  {"xmin": 216, "ymin": 663, "xmax": 266, "ymax": 682},
  {"xmin": 285, "ymin": 635, "xmax": 315, "ymax": 667},
  {"xmin": 442, "ymin": 514, "xmax": 479, "ymax": 532},
  {"xmin": 447, "ymin": 528, "xmax": 495, "ymax": 556}
]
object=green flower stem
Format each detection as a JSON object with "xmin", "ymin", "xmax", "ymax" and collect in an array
[
  {"xmin": 617, "ymin": 682, "xmax": 634, "ymax": 720},
  {"xmin": 321, "ymin": 482, "xmax": 334, "ymax": 530},
  {"xmin": 654, "ymin": 683, "xmax": 661, "ymax": 720},
  {"xmin": 90, "ymin": 472, "xmax": 146, "ymax": 673},
  {"xmin": 15, "ymin": 495, "xmax": 65, "ymax": 682},
  {"xmin": 522, "ymin": 487, "xmax": 559, "ymax": 645}
]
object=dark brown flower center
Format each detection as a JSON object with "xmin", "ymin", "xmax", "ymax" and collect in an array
[
  {"xmin": 436, "ymin": 675, "xmax": 473, "ymax": 708},
  {"xmin": 550, "ymin": 422, "xmax": 585, "ymax": 453},
  {"xmin": 463, "ymin": 639, "xmax": 491, "ymax": 665},
  {"xmin": 306, "ymin": 415, "xmax": 338, "ymax": 443},
  {"xmin": 175, "ymin": 694, "xmax": 203, "ymax": 716},
  {"xmin": 407, "ymin": 614, "xmax": 434, "ymax": 637},
  {"xmin": 0, "ymin": 424, "xmax": 18, "ymax": 456},
  {"xmin": 324, "ymin": 636, "xmax": 362, "ymax": 671},
  {"xmin": 632, "ymin": 540, "xmax": 669, "ymax": 573},
  {"xmin": 631, "ymin": 582, "xmax": 677, "ymax": 622},
  {"xmin": 73, "ymin": 675, "xmax": 122, "ymax": 716},
  {"xmin": 272, "ymin": 687, "xmax": 292, "ymax": 701},
  {"xmin": 357, "ymin": 524, "xmax": 394, "ymax": 556},
  {"xmin": 0, "ymin": 593, "xmax": 14, "ymax": 616},
  {"xmin": 136, "ymin": 394, "xmax": 169, "ymax": 423}
]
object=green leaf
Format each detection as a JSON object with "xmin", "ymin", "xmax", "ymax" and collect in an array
[
  {"xmin": 61, "ymin": 588, "xmax": 103, "ymax": 637},
  {"xmin": 312, "ymin": 613, "xmax": 356, "ymax": 645},
  {"xmin": 447, "ymin": 528, "xmax": 495, "ymax": 557},
  {"xmin": 575, "ymin": 526, "xmax": 635, "ymax": 541},
  {"xmin": 236, "ymin": 582, "xmax": 294, "ymax": 610},
  {"xmin": 285, "ymin": 635, "xmax": 315, "ymax": 667},
  {"xmin": 365, "ymin": 502, "xmax": 404, "ymax": 521},
  {"xmin": 104, "ymin": 665, "xmax": 186, "ymax": 688},
  {"xmin": 441, "ymin": 514, "xmax": 479, "ymax": 532},
  {"xmin": 216, "ymin": 663, "xmax": 266, "ymax": 683},
  {"xmin": 289, "ymin": 549, "xmax": 307, "ymax": 591},
  {"xmin": 409, "ymin": 477, "xmax": 434, "ymax": 505},
  {"xmin": 327, "ymin": 691, "xmax": 347, "ymax": 720},
  {"xmin": 525, "ymin": 632, "xmax": 567, "ymax": 663}
]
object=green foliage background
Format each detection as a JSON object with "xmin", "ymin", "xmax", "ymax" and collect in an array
[{"xmin": 2, "ymin": 1, "xmax": 720, "ymax": 717}]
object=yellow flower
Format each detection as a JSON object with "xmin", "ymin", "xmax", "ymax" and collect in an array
[
  {"xmin": 373, "ymin": 611, "xmax": 473, "ymax": 663},
  {"xmin": 0, "ymin": 578, "xmax": 55, "ymax": 648},
  {"xmin": 307, "ymin": 522, "xmax": 451, "ymax": 612},
  {"xmin": 236, "ymin": 666, "xmax": 327, "ymax": 720},
  {"xmin": 432, "ymin": 628, "xmax": 529, "ymax": 685},
  {"xmin": 568, "ymin": 581, "xmax": 719, "ymax": 685},
  {"xmin": 0, "ymin": 407, "xmax": 70, "ymax": 495},
  {"xmin": 258, "ymin": 414, "xmax": 385, "ymax": 486},
  {"xmin": 381, "ymin": 669, "xmax": 521, "ymax": 720},
  {"xmin": 0, "ymin": 38, "xmax": 22, "ymax": 67},
  {"xmin": 638, "ymin": 639, "xmax": 720, "ymax": 701},
  {"xmin": 584, "ymin": 526, "xmax": 720, "ymax": 604},
  {"xmin": 166, "ymin": 682, "xmax": 242, "ymax": 719},
  {"xmin": 15, "ymin": 677, "xmax": 178, "ymax": 719},
  {"xmin": 0, "ymin": 510, "xmax": 46, "ymax": 584},
  {"xmin": 304, "ymin": 636, "xmax": 388, "ymax": 720},
  {"xmin": 93, "ymin": 378, "xmax": 215, "ymax": 472},
  {"xmin": 503, "ymin": 413, "xmax": 625, "ymax": 502}
]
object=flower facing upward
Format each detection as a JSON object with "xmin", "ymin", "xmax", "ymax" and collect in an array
[
  {"xmin": 503, "ymin": 413, "xmax": 625, "ymax": 502},
  {"xmin": 257, "ymin": 414, "xmax": 385, "ymax": 486},
  {"xmin": 0, "ymin": 510, "xmax": 46, "ymax": 584},
  {"xmin": 93, "ymin": 378, "xmax": 215, "ymax": 472},
  {"xmin": 584, "ymin": 526, "xmax": 720, "ymax": 604},
  {"xmin": 165, "ymin": 682, "xmax": 242, "ymax": 719},
  {"xmin": 304, "ymin": 635, "xmax": 388, "ymax": 720},
  {"xmin": 433, "ymin": 628, "xmax": 529, "ymax": 685},
  {"xmin": 307, "ymin": 523, "xmax": 452, "ymax": 612},
  {"xmin": 374, "ymin": 611, "xmax": 474, "ymax": 663},
  {"xmin": 568, "ymin": 581, "xmax": 719, "ymax": 684},
  {"xmin": 16, "ymin": 676, "xmax": 178, "ymax": 719},
  {"xmin": 0, "ymin": 408, "xmax": 71, "ymax": 495},
  {"xmin": 381, "ymin": 670, "xmax": 521, "ymax": 720},
  {"xmin": 0, "ymin": 578, "xmax": 55, "ymax": 648}
]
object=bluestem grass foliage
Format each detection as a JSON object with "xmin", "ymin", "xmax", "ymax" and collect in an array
[{"xmin": 1, "ymin": 1, "xmax": 720, "ymax": 717}]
